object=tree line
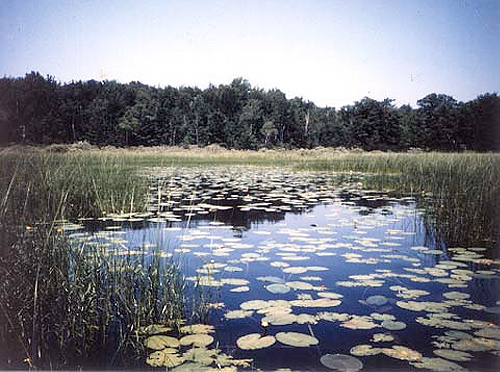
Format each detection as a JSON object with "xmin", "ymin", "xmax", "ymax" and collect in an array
[{"xmin": 0, "ymin": 72, "xmax": 498, "ymax": 151}]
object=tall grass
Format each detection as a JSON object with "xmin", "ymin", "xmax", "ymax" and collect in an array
[
  {"xmin": 0, "ymin": 152, "xmax": 185, "ymax": 369},
  {"xmin": 297, "ymin": 152, "xmax": 499, "ymax": 249}
]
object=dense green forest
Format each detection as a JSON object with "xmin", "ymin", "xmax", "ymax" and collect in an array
[{"xmin": 0, "ymin": 72, "xmax": 498, "ymax": 150}]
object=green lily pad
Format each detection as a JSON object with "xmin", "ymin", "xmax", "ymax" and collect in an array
[
  {"xmin": 180, "ymin": 334, "xmax": 214, "ymax": 347},
  {"xmin": 236, "ymin": 333, "xmax": 276, "ymax": 350},
  {"xmin": 275, "ymin": 332, "xmax": 319, "ymax": 347},
  {"xmin": 381, "ymin": 320, "xmax": 407, "ymax": 331},
  {"xmin": 179, "ymin": 324, "xmax": 215, "ymax": 334},
  {"xmin": 146, "ymin": 349, "xmax": 184, "ymax": 368},
  {"xmin": 382, "ymin": 345, "xmax": 423, "ymax": 361},
  {"xmin": 320, "ymin": 354, "xmax": 363, "ymax": 371},
  {"xmin": 366, "ymin": 295, "xmax": 388, "ymax": 306},
  {"xmin": 225, "ymin": 309, "xmax": 254, "ymax": 319},
  {"xmin": 144, "ymin": 335, "xmax": 180, "ymax": 350},
  {"xmin": 350, "ymin": 344, "xmax": 382, "ymax": 356},
  {"xmin": 433, "ymin": 349, "xmax": 472, "ymax": 362},
  {"xmin": 266, "ymin": 283, "xmax": 291, "ymax": 294},
  {"xmin": 410, "ymin": 357, "xmax": 467, "ymax": 371}
]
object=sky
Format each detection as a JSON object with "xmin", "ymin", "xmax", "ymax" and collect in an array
[{"xmin": 0, "ymin": 0, "xmax": 498, "ymax": 108}]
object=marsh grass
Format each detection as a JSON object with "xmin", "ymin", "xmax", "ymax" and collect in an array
[
  {"xmin": 297, "ymin": 152, "xmax": 499, "ymax": 249},
  {"xmin": 0, "ymin": 152, "xmax": 185, "ymax": 369},
  {"xmin": 0, "ymin": 148, "xmax": 498, "ymax": 368},
  {"xmin": 0, "ymin": 229, "xmax": 187, "ymax": 369}
]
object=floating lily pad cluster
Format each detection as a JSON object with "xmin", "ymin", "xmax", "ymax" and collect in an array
[
  {"xmin": 142, "ymin": 323, "xmax": 252, "ymax": 369},
  {"xmin": 63, "ymin": 167, "xmax": 500, "ymax": 371}
]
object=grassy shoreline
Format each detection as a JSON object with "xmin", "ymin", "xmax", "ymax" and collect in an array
[{"xmin": 1, "ymin": 147, "xmax": 498, "ymax": 242}]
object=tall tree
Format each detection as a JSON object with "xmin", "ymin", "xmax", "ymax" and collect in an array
[{"xmin": 416, "ymin": 94, "xmax": 459, "ymax": 150}]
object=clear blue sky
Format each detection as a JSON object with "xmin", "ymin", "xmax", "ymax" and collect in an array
[{"xmin": 1, "ymin": 0, "xmax": 498, "ymax": 107}]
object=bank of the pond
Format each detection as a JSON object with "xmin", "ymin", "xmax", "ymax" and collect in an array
[{"xmin": 2, "ymin": 148, "xmax": 497, "ymax": 246}]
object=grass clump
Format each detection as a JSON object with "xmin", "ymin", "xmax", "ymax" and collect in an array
[
  {"xmin": 0, "ymin": 151, "xmax": 185, "ymax": 369},
  {"xmin": 298, "ymin": 152, "xmax": 499, "ymax": 248}
]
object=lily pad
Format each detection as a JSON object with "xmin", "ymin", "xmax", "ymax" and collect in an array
[
  {"xmin": 180, "ymin": 324, "xmax": 215, "ymax": 334},
  {"xmin": 275, "ymin": 332, "xmax": 319, "ymax": 347},
  {"xmin": 370, "ymin": 313, "xmax": 396, "ymax": 321},
  {"xmin": 182, "ymin": 347, "xmax": 218, "ymax": 365},
  {"xmin": 180, "ymin": 334, "xmax": 214, "ymax": 347},
  {"xmin": 290, "ymin": 298, "xmax": 341, "ymax": 308},
  {"xmin": 318, "ymin": 292, "xmax": 344, "ymax": 300},
  {"xmin": 317, "ymin": 312, "xmax": 351, "ymax": 322},
  {"xmin": 144, "ymin": 335, "xmax": 180, "ymax": 350},
  {"xmin": 146, "ymin": 349, "xmax": 184, "ymax": 368},
  {"xmin": 382, "ymin": 345, "xmax": 422, "ymax": 361},
  {"xmin": 396, "ymin": 300, "xmax": 450, "ymax": 313},
  {"xmin": 137, "ymin": 324, "xmax": 172, "ymax": 335},
  {"xmin": 473, "ymin": 327, "xmax": 500, "ymax": 340},
  {"xmin": 230, "ymin": 286, "xmax": 250, "ymax": 293},
  {"xmin": 266, "ymin": 283, "xmax": 291, "ymax": 294},
  {"xmin": 433, "ymin": 349, "xmax": 472, "ymax": 362},
  {"xmin": 285, "ymin": 281, "xmax": 315, "ymax": 290},
  {"xmin": 445, "ymin": 330, "xmax": 473, "ymax": 340},
  {"xmin": 366, "ymin": 295, "xmax": 388, "ymax": 306},
  {"xmin": 381, "ymin": 320, "xmax": 407, "ymax": 331},
  {"xmin": 410, "ymin": 357, "xmax": 467, "ymax": 371},
  {"xmin": 225, "ymin": 309, "xmax": 254, "ymax": 319},
  {"xmin": 372, "ymin": 333, "xmax": 395, "ymax": 342},
  {"xmin": 215, "ymin": 353, "xmax": 253, "ymax": 368},
  {"xmin": 341, "ymin": 316, "xmax": 379, "ymax": 330},
  {"xmin": 240, "ymin": 299, "xmax": 273, "ymax": 310},
  {"xmin": 452, "ymin": 337, "xmax": 500, "ymax": 351},
  {"xmin": 236, "ymin": 333, "xmax": 276, "ymax": 350},
  {"xmin": 350, "ymin": 344, "xmax": 382, "ymax": 356},
  {"xmin": 261, "ymin": 313, "xmax": 297, "ymax": 326},
  {"xmin": 320, "ymin": 354, "xmax": 363, "ymax": 371},
  {"xmin": 221, "ymin": 278, "xmax": 250, "ymax": 286},
  {"xmin": 283, "ymin": 266, "xmax": 308, "ymax": 274},
  {"xmin": 443, "ymin": 292, "xmax": 470, "ymax": 300},
  {"xmin": 257, "ymin": 276, "xmax": 286, "ymax": 283}
]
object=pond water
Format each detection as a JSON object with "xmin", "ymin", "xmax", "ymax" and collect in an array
[{"xmin": 67, "ymin": 167, "xmax": 500, "ymax": 371}]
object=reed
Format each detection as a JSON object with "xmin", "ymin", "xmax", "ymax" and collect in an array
[
  {"xmin": 298, "ymin": 152, "xmax": 499, "ymax": 249},
  {"xmin": 0, "ymin": 152, "xmax": 186, "ymax": 369}
]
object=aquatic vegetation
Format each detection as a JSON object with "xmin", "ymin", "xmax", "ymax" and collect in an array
[
  {"xmin": 365, "ymin": 294, "xmax": 389, "ymax": 306},
  {"xmin": 381, "ymin": 320, "xmax": 407, "ymax": 331},
  {"xmin": 266, "ymin": 283, "xmax": 291, "ymax": 294},
  {"xmin": 137, "ymin": 324, "xmax": 173, "ymax": 335},
  {"xmin": 275, "ymin": 332, "xmax": 319, "ymax": 347},
  {"xmin": 146, "ymin": 349, "xmax": 184, "ymax": 368},
  {"xmin": 381, "ymin": 345, "xmax": 423, "ymax": 361},
  {"xmin": 410, "ymin": 357, "xmax": 467, "ymax": 371},
  {"xmin": 224, "ymin": 310, "xmax": 254, "ymax": 320},
  {"xmin": 320, "ymin": 354, "xmax": 363, "ymax": 371},
  {"xmin": 341, "ymin": 316, "xmax": 380, "ymax": 330},
  {"xmin": 474, "ymin": 327, "xmax": 500, "ymax": 340},
  {"xmin": 1, "ymin": 152, "xmax": 498, "ymax": 370},
  {"xmin": 179, "ymin": 324, "xmax": 215, "ymax": 334},
  {"xmin": 236, "ymin": 334, "xmax": 276, "ymax": 350},
  {"xmin": 443, "ymin": 291, "xmax": 471, "ymax": 300},
  {"xmin": 433, "ymin": 349, "xmax": 473, "ymax": 362},
  {"xmin": 179, "ymin": 334, "xmax": 214, "ymax": 347},
  {"xmin": 145, "ymin": 335, "xmax": 181, "ymax": 349},
  {"xmin": 452, "ymin": 338, "xmax": 500, "ymax": 352},
  {"xmin": 371, "ymin": 333, "xmax": 395, "ymax": 342},
  {"xmin": 350, "ymin": 344, "xmax": 383, "ymax": 356}
]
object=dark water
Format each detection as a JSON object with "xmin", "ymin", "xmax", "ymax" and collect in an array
[{"xmin": 69, "ymin": 167, "xmax": 500, "ymax": 371}]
